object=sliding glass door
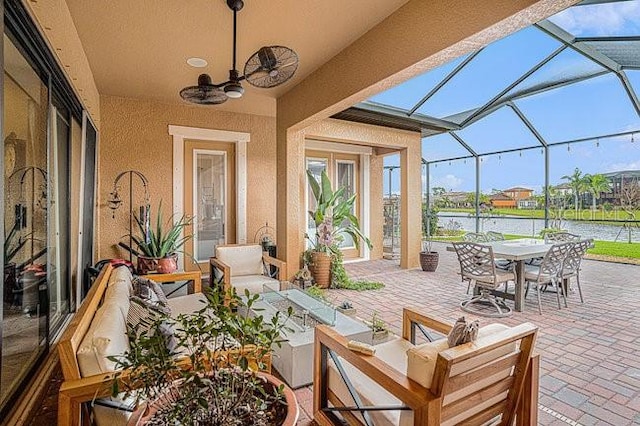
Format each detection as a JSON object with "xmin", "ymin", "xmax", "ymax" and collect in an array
[{"xmin": 1, "ymin": 32, "xmax": 49, "ymax": 408}]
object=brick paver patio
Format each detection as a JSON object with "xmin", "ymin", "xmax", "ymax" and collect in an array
[{"xmin": 293, "ymin": 242, "xmax": 640, "ymax": 425}]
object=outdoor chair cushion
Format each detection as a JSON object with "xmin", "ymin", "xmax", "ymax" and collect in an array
[
  {"xmin": 327, "ymin": 337, "xmax": 415, "ymax": 426},
  {"xmin": 524, "ymin": 264, "xmax": 554, "ymax": 282},
  {"xmin": 231, "ymin": 275, "xmax": 280, "ymax": 295},
  {"xmin": 467, "ymin": 270, "xmax": 516, "ymax": 288},
  {"xmin": 167, "ymin": 293, "xmax": 208, "ymax": 317},
  {"xmin": 216, "ymin": 244, "xmax": 264, "ymax": 276}
]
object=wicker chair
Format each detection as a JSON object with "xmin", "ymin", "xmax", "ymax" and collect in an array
[
  {"xmin": 560, "ymin": 239, "xmax": 593, "ymax": 304},
  {"xmin": 524, "ymin": 242, "xmax": 572, "ymax": 314},
  {"xmin": 453, "ymin": 242, "xmax": 514, "ymax": 317},
  {"xmin": 485, "ymin": 231, "xmax": 505, "ymax": 241}
]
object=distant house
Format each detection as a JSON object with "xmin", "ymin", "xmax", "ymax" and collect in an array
[
  {"xmin": 600, "ymin": 170, "xmax": 640, "ymax": 206},
  {"xmin": 553, "ymin": 183, "xmax": 573, "ymax": 196},
  {"xmin": 517, "ymin": 197, "xmax": 538, "ymax": 209},
  {"xmin": 433, "ymin": 191, "xmax": 473, "ymax": 208},
  {"xmin": 502, "ymin": 187, "xmax": 534, "ymax": 201},
  {"xmin": 490, "ymin": 192, "xmax": 516, "ymax": 209}
]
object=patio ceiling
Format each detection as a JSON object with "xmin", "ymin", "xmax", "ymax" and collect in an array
[
  {"xmin": 65, "ymin": 0, "xmax": 409, "ymax": 117},
  {"xmin": 333, "ymin": 0, "xmax": 640, "ymax": 161}
]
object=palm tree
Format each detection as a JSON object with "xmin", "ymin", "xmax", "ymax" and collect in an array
[
  {"xmin": 561, "ymin": 168, "xmax": 588, "ymax": 214},
  {"xmin": 585, "ymin": 173, "xmax": 612, "ymax": 211}
]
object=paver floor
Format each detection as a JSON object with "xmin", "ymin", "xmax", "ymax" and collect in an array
[{"xmin": 311, "ymin": 242, "xmax": 640, "ymax": 425}]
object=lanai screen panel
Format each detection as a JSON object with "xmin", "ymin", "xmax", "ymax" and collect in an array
[
  {"xmin": 455, "ymin": 107, "xmax": 542, "ymax": 154},
  {"xmin": 515, "ymin": 73, "xmax": 640, "ymax": 143},
  {"xmin": 368, "ymin": 55, "xmax": 471, "ymax": 110},
  {"xmin": 414, "ymin": 27, "xmax": 560, "ymax": 121},
  {"xmin": 422, "ymin": 133, "xmax": 472, "ymax": 162}
]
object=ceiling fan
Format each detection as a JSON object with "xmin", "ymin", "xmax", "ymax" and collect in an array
[{"xmin": 180, "ymin": 0, "xmax": 299, "ymax": 105}]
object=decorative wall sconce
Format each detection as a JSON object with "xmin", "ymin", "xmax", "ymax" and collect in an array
[{"xmin": 108, "ymin": 170, "xmax": 151, "ymax": 262}]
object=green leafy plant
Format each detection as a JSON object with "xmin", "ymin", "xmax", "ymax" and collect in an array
[
  {"xmin": 131, "ymin": 201, "xmax": 194, "ymax": 258},
  {"xmin": 370, "ymin": 311, "xmax": 388, "ymax": 333},
  {"xmin": 306, "ymin": 170, "xmax": 372, "ymax": 254},
  {"xmin": 329, "ymin": 245, "xmax": 384, "ymax": 290},
  {"xmin": 111, "ymin": 287, "xmax": 293, "ymax": 425},
  {"xmin": 306, "ymin": 284, "xmax": 329, "ymax": 302}
]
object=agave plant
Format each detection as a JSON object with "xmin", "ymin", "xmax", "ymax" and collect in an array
[
  {"xmin": 306, "ymin": 170, "xmax": 372, "ymax": 254},
  {"xmin": 131, "ymin": 201, "xmax": 194, "ymax": 258}
]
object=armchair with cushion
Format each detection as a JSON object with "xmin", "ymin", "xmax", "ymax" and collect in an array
[
  {"xmin": 209, "ymin": 244, "xmax": 286, "ymax": 298},
  {"xmin": 314, "ymin": 308, "xmax": 539, "ymax": 426}
]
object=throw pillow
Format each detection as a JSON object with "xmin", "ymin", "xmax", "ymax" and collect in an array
[
  {"xmin": 132, "ymin": 276, "xmax": 170, "ymax": 308},
  {"xmin": 447, "ymin": 316, "xmax": 480, "ymax": 347},
  {"xmin": 127, "ymin": 296, "xmax": 177, "ymax": 353}
]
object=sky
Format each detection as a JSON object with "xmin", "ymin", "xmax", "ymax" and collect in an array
[{"xmin": 376, "ymin": 0, "xmax": 640, "ymax": 195}]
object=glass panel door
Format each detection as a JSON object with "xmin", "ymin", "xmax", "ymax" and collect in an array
[
  {"xmin": 48, "ymin": 104, "xmax": 71, "ymax": 334},
  {"xmin": 336, "ymin": 161, "xmax": 356, "ymax": 249},
  {"xmin": 306, "ymin": 157, "xmax": 328, "ymax": 248},
  {"xmin": 193, "ymin": 151, "xmax": 226, "ymax": 262},
  {"xmin": 2, "ymin": 33, "xmax": 49, "ymax": 407}
]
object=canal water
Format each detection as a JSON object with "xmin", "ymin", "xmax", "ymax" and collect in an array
[{"xmin": 437, "ymin": 212, "xmax": 640, "ymax": 242}]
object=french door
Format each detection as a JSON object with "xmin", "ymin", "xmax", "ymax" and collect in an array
[
  {"xmin": 183, "ymin": 140, "xmax": 236, "ymax": 271},
  {"xmin": 305, "ymin": 150, "xmax": 361, "ymax": 259}
]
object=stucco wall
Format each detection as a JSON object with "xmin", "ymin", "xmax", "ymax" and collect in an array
[{"xmin": 98, "ymin": 95, "xmax": 277, "ymax": 260}]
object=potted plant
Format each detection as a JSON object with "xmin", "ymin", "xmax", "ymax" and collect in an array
[
  {"xmin": 128, "ymin": 201, "xmax": 194, "ymax": 274},
  {"xmin": 420, "ymin": 238, "xmax": 439, "ymax": 272},
  {"xmin": 369, "ymin": 311, "xmax": 389, "ymax": 343},
  {"xmin": 306, "ymin": 170, "xmax": 372, "ymax": 288},
  {"xmin": 111, "ymin": 288, "xmax": 299, "ymax": 425},
  {"xmin": 336, "ymin": 300, "xmax": 356, "ymax": 317}
]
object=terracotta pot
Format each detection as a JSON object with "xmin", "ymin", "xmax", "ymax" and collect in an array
[
  {"xmin": 128, "ymin": 372, "xmax": 298, "ymax": 426},
  {"xmin": 310, "ymin": 251, "xmax": 331, "ymax": 288},
  {"xmin": 420, "ymin": 251, "xmax": 439, "ymax": 272},
  {"xmin": 137, "ymin": 254, "xmax": 178, "ymax": 275}
]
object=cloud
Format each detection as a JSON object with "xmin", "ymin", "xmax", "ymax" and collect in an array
[
  {"xmin": 549, "ymin": 2, "xmax": 640, "ymax": 36},
  {"xmin": 431, "ymin": 174, "xmax": 463, "ymax": 191},
  {"xmin": 605, "ymin": 161, "xmax": 640, "ymax": 172}
]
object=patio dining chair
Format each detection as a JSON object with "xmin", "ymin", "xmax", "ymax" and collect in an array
[
  {"xmin": 524, "ymin": 242, "xmax": 573, "ymax": 314},
  {"xmin": 544, "ymin": 231, "xmax": 580, "ymax": 243},
  {"xmin": 560, "ymin": 238, "xmax": 593, "ymax": 304},
  {"xmin": 452, "ymin": 242, "xmax": 514, "ymax": 317},
  {"xmin": 462, "ymin": 232, "xmax": 488, "ymax": 242},
  {"xmin": 486, "ymin": 230, "xmax": 505, "ymax": 241}
]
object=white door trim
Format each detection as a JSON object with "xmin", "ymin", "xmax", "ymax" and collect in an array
[{"xmin": 169, "ymin": 126, "xmax": 249, "ymax": 262}]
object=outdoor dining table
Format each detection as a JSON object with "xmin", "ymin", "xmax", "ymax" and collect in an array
[{"xmin": 449, "ymin": 238, "xmax": 554, "ymax": 312}]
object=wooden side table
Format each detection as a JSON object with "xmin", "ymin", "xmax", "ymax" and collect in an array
[{"xmin": 141, "ymin": 270, "xmax": 202, "ymax": 296}]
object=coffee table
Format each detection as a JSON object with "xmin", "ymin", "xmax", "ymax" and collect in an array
[{"xmin": 241, "ymin": 283, "xmax": 372, "ymax": 388}]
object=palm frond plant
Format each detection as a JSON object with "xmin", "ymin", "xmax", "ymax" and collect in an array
[{"xmin": 305, "ymin": 170, "xmax": 373, "ymax": 288}]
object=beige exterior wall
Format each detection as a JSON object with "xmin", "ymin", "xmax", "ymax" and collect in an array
[
  {"xmin": 97, "ymin": 95, "xmax": 277, "ymax": 260},
  {"xmin": 21, "ymin": 0, "xmax": 100, "ymax": 126}
]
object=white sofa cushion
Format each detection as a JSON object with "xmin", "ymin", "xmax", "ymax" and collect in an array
[
  {"xmin": 231, "ymin": 275, "xmax": 279, "ymax": 295},
  {"xmin": 216, "ymin": 245, "xmax": 264, "ymax": 276},
  {"xmin": 105, "ymin": 277, "xmax": 131, "ymax": 320},
  {"xmin": 327, "ymin": 337, "xmax": 415, "ymax": 426},
  {"xmin": 77, "ymin": 301, "xmax": 130, "ymax": 377},
  {"xmin": 406, "ymin": 323, "xmax": 511, "ymax": 390},
  {"xmin": 167, "ymin": 293, "xmax": 208, "ymax": 318}
]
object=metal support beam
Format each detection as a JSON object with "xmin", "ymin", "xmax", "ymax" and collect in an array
[
  {"xmin": 618, "ymin": 70, "xmax": 640, "ymax": 117},
  {"xmin": 408, "ymin": 49, "xmax": 483, "ymax": 116},
  {"xmin": 425, "ymin": 162, "xmax": 431, "ymax": 237},
  {"xmin": 475, "ymin": 156, "xmax": 481, "ymax": 232},
  {"xmin": 449, "ymin": 132, "xmax": 478, "ymax": 157},
  {"xmin": 509, "ymin": 103, "xmax": 548, "ymax": 147},
  {"xmin": 544, "ymin": 146, "xmax": 550, "ymax": 228},
  {"xmin": 460, "ymin": 45, "xmax": 567, "ymax": 127}
]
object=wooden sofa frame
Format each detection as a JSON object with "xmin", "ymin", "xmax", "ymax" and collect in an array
[
  {"xmin": 209, "ymin": 244, "xmax": 287, "ymax": 302},
  {"xmin": 57, "ymin": 265, "xmax": 270, "ymax": 426},
  {"xmin": 314, "ymin": 308, "xmax": 540, "ymax": 426}
]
